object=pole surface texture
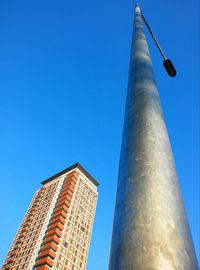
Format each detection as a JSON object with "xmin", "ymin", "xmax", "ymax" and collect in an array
[{"xmin": 109, "ymin": 5, "xmax": 199, "ymax": 270}]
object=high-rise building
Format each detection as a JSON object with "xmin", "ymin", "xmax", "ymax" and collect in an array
[
  {"xmin": 2, "ymin": 163, "xmax": 99, "ymax": 270},
  {"xmin": 109, "ymin": 4, "xmax": 199, "ymax": 270}
]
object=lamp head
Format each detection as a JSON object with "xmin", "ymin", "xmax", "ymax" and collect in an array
[{"xmin": 163, "ymin": 59, "xmax": 176, "ymax": 77}]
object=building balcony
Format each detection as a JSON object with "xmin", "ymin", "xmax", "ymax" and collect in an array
[
  {"xmin": 59, "ymin": 189, "xmax": 73, "ymax": 200},
  {"xmin": 15, "ymin": 239, "xmax": 22, "ymax": 245},
  {"xmin": 50, "ymin": 216, "xmax": 65, "ymax": 226},
  {"xmin": 53, "ymin": 204, "xmax": 69, "ymax": 215},
  {"xmin": 3, "ymin": 265, "xmax": 11, "ymax": 270},
  {"xmin": 38, "ymin": 249, "xmax": 56, "ymax": 260},
  {"xmin": 48, "ymin": 221, "xmax": 64, "ymax": 232},
  {"xmin": 40, "ymin": 242, "xmax": 58, "ymax": 253},
  {"xmin": 65, "ymin": 180, "xmax": 76, "ymax": 188},
  {"xmin": 43, "ymin": 234, "xmax": 60, "ymax": 245},
  {"xmin": 52, "ymin": 209, "xmax": 67, "ymax": 220},
  {"xmin": 55, "ymin": 199, "xmax": 70, "ymax": 209},
  {"xmin": 46, "ymin": 227, "xmax": 62, "ymax": 238},
  {"xmin": 12, "ymin": 246, "xmax": 18, "ymax": 251},
  {"xmin": 35, "ymin": 256, "xmax": 54, "ymax": 268},
  {"xmin": 35, "ymin": 265, "xmax": 51, "ymax": 270},
  {"xmin": 18, "ymin": 233, "xmax": 26, "ymax": 239},
  {"xmin": 27, "ymin": 212, "xmax": 34, "ymax": 218},
  {"xmin": 6, "ymin": 257, "xmax": 14, "ymax": 264},
  {"xmin": 21, "ymin": 228, "xmax": 27, "ymax": 234},
  {"xmin": 8, "ymin": 250, "xmax": 16, "ymax": 257},
  {"xmin": 62, "ymin": 182, "xmax": 75, "ymax": 191},
  {"xmin": 57, "ymin": 195, "xmax": 71, "ymax": 205}
]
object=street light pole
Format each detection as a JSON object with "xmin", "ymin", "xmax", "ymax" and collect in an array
[{"xmin": 109, "ymin": 4, "xmax": 199, "ymax": 269}]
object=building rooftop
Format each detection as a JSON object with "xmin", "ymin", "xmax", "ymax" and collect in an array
[{"xmin": 41, "ymin": 162, "xmax": 99, "ymax": 187}]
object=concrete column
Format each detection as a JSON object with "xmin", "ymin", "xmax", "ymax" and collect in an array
[{"xmin": 109, "ymin": 4, "xmax": 199, "ymax": 270}]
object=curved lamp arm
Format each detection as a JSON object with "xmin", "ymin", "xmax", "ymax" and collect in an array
[{"xmin": 136, "ymin": 4, "xmax": 177, "ymax": 77}]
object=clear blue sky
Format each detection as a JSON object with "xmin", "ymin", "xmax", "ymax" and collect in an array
[{"xmin": 0, "ymin": 0, "xmax": 199, "ymax": 268}]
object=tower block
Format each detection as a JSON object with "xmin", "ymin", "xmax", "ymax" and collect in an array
[{"xmin": 109, "ymin": 5, "xmax": 199, "ymax": 270}]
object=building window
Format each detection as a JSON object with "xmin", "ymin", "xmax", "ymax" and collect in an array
[
  {"xmin": 80, "ymin": 262, "xmax": 85, "ymax": 268},
  {"xmin": 63, "ymin": 240, "xmax": 68, "ymax": 248},
  {"xmin": 59, "ymin": 255, "xmax": 65, "ymax": 262},
  {"xmin": 61, "ymin": 247, "xmax": 67, "ymax": 255},
  {"xmin": 80, "ymin": 226, "xmax": 85, "ymax": 232},
  {"xmin": 56, "ymin": 262, "xmax": 63, "ymax": 269},
  {"xmin": 65, "ymin": 260, "xmax": 71, "ymax": 267},
  {"xmin": 74, "ymin": 259, "xmax": 79, "ymax": 265}
]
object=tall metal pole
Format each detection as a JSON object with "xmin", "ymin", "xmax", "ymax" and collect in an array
[{"xmin": 109, "ymin": 4, "xmax": 199, "ymax": 270}]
